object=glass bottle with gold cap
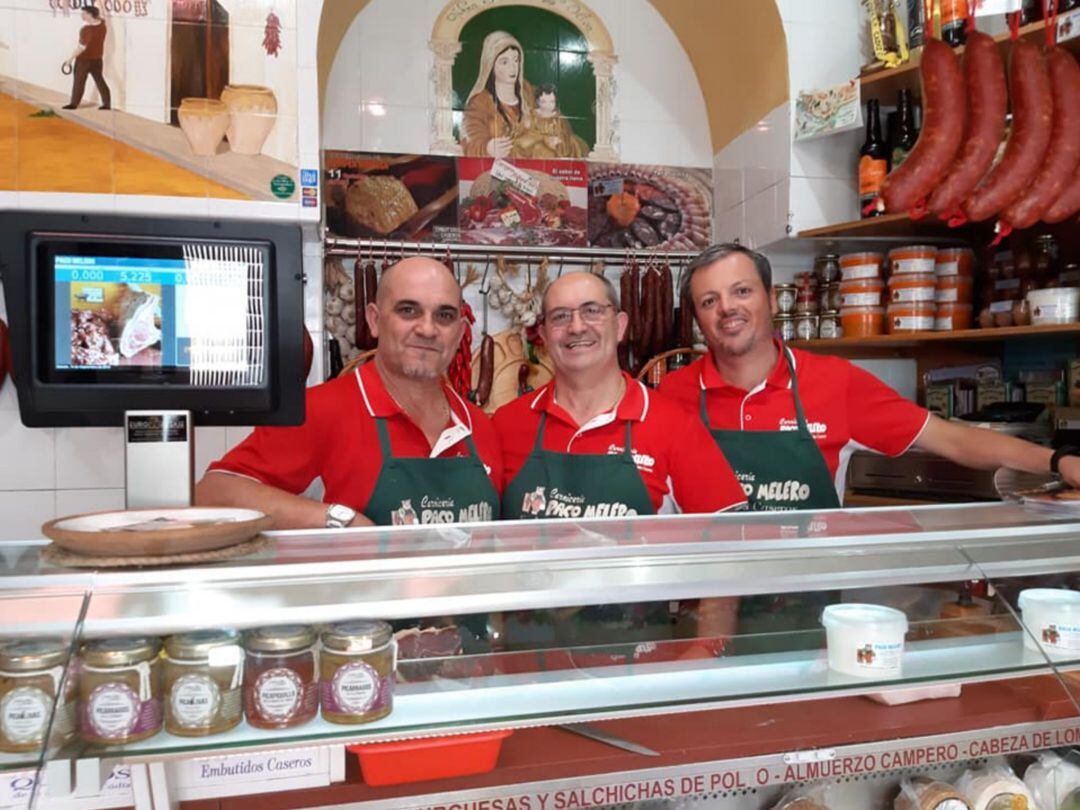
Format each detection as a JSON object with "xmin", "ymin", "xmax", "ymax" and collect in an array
[
  {"xmin": 0, "ymin": 639, "xmax": 75, "ymax": 753},
  {"xmin": 79, "ymin": 637, "xmax": 162, "ymax": 745},
  {"xmin": 163, "ymin": 630, "xmax": 243, "ymax": 737},
  {"xmin": 242, "ymin": 625, "xmax": 318, "ymax": 729},
  {"xmin": 320, "ymin": 621, "xmax": 395, "ymax": 725}
]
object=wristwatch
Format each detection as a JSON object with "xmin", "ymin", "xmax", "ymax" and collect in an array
[
  {"xmin": 325, "ymin": 503, "xmax": 357, "ymax": 529},
  {"xmin": 1050, "ymin": 445, "xmax": 1080, "ymax": 475}
]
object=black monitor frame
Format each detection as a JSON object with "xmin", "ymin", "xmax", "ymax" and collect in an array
[{"xmin": 0, "ymin": 212, "xmax": 306, "ymax": 427}]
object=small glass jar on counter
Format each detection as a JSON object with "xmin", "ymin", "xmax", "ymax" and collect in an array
[
  {"xmin": 79, "ymin": 637, "xmax": 162, "ymax": 746},
  {"xmin": 0, "ymin": 639, "xmax": 75, "ymax": 753},
  {"xmin": 818, "ymin": 310, "xmax": 842, "ymax": 340},
  {"xmin": 242, "ymin": 626, "xmax": 318, "ymax": 730},
  {"xmin": 774, "ymin": 284, "xmax": 797, "ymax": 315},
  {"xmin": 774, "ymin": 314, "xmax": 796, "ymax": 342},
  {"xmin": 794, "ymin": 313, "xmax": 818, "ymax": 341},
  {"xmin": 163, "ymin": 630, "xmax": 243, "ymax": 737},
  {"xmin": 320, "ymin": 621, "xmax": 395, "ymax": 725}
]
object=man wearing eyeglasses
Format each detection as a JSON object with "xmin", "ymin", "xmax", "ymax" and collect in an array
[
  {"xmin": 196, "ymin": 256, "xmax": 502, "ymax": 528},
  {"xmin": 494, "ymin": 271, "xmax": 746, "ymax": 520}
]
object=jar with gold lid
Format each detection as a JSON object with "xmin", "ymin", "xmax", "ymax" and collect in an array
[
  {"xmin": 163, "ymin": 630, "xmax": 242, "ymax": 737},
  {"xmin": 0, "ymin": 639, "xmax": 75, "ymax": 753},
  {"xmin": 79, "ymin": 637, "xmax": 161, "ymax": 745},
  {"xmin": 242, "ymin": 626, "xmax": 318, "ymax": 730},
  {"xmin": 320, "ymin": 621, "xmax": 395, "ymax": 725}
]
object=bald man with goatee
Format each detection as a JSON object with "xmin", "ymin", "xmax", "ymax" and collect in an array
[{"xmin": 198, "ymin": 257, "xmax": 503, "ymax": 528}]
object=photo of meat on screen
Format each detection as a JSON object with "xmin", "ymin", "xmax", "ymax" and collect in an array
[{"xmin": 52, "ymin": 254, "xmax": 187, "ymax": 373}]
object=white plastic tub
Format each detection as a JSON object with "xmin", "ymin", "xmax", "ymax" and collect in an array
[
  {"xmin": 1028, "ymin": 287, "xmax": 1080, "ymax": 325},
  {"xmin": 821, "ymin": 603, "xmax": 908, "ymax": 678},
  {"xmin": 1018, "ymin": 588, "xmax": 1080, "ymax": 656}
]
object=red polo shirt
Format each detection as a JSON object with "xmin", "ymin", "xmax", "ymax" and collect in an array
[
  {"xmin": 658, "ymin": 343, "xmax": 930, "ymax": 500},
  {"xmin": 208, "ymin": 362, "xmax": 503, "ymax": 511},
  {"xmin": 493, "ymin": 372, "xmax": 747, "ymax": 514}
]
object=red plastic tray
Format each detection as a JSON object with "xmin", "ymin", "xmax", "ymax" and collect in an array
[{"xmin": 347, "ymin": 729, "xmax": 514, "ymax": 786}]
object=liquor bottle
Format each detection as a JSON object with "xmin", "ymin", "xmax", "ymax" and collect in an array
[
  {"xmin": 890, "ymin": 89, "xmax": 918, "ymax": 171},
  {"xmin": 907, "ymin": 0, "xmax": 925, "ymax": 48},
  {"xmin": 940, "ymin": 0, "xmax": 968, "ymax": 47},
  {"xmin": 859, "ymin": 99, "xmax": 889, "ymax": 218}
]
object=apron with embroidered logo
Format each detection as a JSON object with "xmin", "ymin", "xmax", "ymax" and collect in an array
[
  {"xmin": 501, "ymin": 414, "xmax": 668, "ymax": 654},
  {"xmin": 700, "ymin": 347, "xmax": 841, "ymax": 653}
]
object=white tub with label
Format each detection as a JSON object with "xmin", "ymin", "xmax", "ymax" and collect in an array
[
  {"xmin": 1018, "ymin": 588, "xmax": 1080, "ymax": 657},
  {"xmin": 821, "ymin": 603, "xmax": 908, "ymax": 678}
]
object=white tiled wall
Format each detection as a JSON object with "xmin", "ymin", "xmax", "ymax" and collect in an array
[{"xmin": 712, "ymin": 0, "xmax": 866, "ymax": 246}]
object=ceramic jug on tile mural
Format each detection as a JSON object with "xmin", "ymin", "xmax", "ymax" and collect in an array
[
  {"xmin": 220, "ymin": 85, "xmax": 277, "ymax": 155},
  {"xmin": 177, "ymin": 98, "xmax": 230, "ymax": 156}
]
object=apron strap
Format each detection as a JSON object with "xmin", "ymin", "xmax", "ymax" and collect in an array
[
  {"xmin": 623, "ymin": 419, "xmax": 634, "ymax": 457},
  {"xmin": 374, "ymin": 416, "xmax": 394, "ymax": 459},
  {"xmin": 783, "ymin": 347, "xmax": 813, "ymax": 436},
  {"xmin": 532, "ymin": 412, "xmax": 549, "ymax": 454}
]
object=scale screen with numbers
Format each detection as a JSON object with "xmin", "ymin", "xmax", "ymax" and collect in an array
[{"xmin": 0, "ymin": 212, "xmax": 306, "ymax": 427}]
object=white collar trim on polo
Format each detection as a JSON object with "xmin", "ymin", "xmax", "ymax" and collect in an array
[{"xmin": 355, "ymin": 367, "xmax": 473, "ymax": 459}]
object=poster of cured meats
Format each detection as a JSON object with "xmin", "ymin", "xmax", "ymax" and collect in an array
[
  {"xmin": 587, "ymin": 164, "xmax": 713, "ymax": 251},
  {"xmin": 457, "ymin": 157, "xmax": 588, "ymax": 247},
  {"xmin": 324, "ymin": 152, "xmax": 460, "ymax": 242}
]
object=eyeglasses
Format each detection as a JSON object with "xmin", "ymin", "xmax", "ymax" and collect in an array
[{"xmin": 543, "ymin": 303, "xmax": 616, "ymax": 328}]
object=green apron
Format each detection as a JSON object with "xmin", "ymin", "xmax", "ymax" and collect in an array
[
  {"xmin": 364, "ymin": 416, "xmax": 501, "ymax": 525},
  {"xmin": 700, "ymin": 346, "xmax": 841, "ymax": 653},
  {"xmin": 365, "ymin": 415, "xmax": 500, "ymax": 646},
  {"xmin": 501, "ymin": 414, "xmax": 668, "ymax": 650}
]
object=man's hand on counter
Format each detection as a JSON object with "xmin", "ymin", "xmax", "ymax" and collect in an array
[{"xmin": 194, "ymin": 471, "xmax": 371, "ymax": 530}]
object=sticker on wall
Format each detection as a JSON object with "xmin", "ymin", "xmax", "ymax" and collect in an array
[
  {"xmin": 458, "ymin": 157, "xmax": 587, "ymax": 247},
  {"xmin": 429, "ymin": 0, "xmax": 618, "ymax": 161},
  {"xmin": 323, "ymin": 152, "xmax": 460, "ymax": 242},
  {"xmin": 794, "ymin": 79, "xmax": 861, "ymax": 142},
  {"xmin": 0, "ymin": 0, "xmax": 301, "ymax": 204},
  {"xmin": 587, "ymin": 164, "xmax": 713, "ymax": 251}
]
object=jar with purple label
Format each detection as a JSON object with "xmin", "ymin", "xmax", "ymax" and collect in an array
[
  {"xmin": 0, "ymin": 639, "xmax": 75, "ymax": 753},
  {"xmin": 163, "ymin": 630, "xmax": 243, "ymax": 737},
  {"xmin": 242, "ymin": 625, "xmax": 318, "ymax": 730},
  {"xmin": 79, "ymin": 637, "xmax": 161, "ymax": 746},
  {"xmin": 320, "ymin": 621, "xmax": 395, "ymax": 725}
]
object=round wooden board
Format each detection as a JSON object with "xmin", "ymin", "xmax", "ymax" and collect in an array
[{"xmin": 41, "ymin": 507, "xmax": 273, "ymax": 557}]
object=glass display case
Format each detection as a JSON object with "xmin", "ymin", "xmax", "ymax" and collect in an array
[{"xmin": 1, "ymin": 502, "xmax": 1078, "ymax": 809}]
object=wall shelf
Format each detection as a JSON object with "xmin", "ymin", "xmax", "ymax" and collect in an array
[
  {"xmin": 791, "ymin": 323, "xmax": 1080, "ymax": 358},
  {"xmin": 859, "ymin": 19, "xmax": 1079, "ymax": 104}
]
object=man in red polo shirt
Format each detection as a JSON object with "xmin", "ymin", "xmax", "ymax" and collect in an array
[
  {"xmin": 197, "ymin": 256, "xmax": 502, "ymax": 528},
  {"xmin": 661, "ymin": 243, "xmax": 1080, "ymax": 511},
  {"xmin": 494, "ymin": 271, "xmax": 746, "ymax": 518}
]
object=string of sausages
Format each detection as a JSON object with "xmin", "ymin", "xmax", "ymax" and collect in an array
[
  {"xmin": 619, "ymin": 255, "xmax": 679, "ymax": 374},
  {"xmin": 877, "ymin": 0, "xmax": 1080, "ymax": 239}
]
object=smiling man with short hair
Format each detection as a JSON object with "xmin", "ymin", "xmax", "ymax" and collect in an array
[
  {"xmin": 197, "ymin": 256, "xmax": 502, "ymax": 528},
  {"xmin": 494, "ymin": 270, "xmax": 745, "ymax": 519}
]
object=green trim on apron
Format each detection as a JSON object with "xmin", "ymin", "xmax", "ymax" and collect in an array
[
  {"xmin": 700, "ymin": 347, "xmax": 840, "ymax": 653},
  {"xmin": 501, "ymin": 409, "xmax": 666, "ymax": 649},
  {"xmin": 364, "ymin": 415, "xmax": 501, "ymax": 526}
]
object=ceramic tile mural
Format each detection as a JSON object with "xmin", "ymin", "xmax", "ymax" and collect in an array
[{"xmin": 0, "ymin": 0, "xmax": 303, "ymax": 204}]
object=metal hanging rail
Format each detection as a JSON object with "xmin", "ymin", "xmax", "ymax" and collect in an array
[{"xmin": 323, "ymin": 234, "xmax": 702, "ymax": 266}]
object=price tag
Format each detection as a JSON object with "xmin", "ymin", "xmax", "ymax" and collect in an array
[{"xmin": 783, "ymin": 749, "xmax": 837, "ymax": 765}]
